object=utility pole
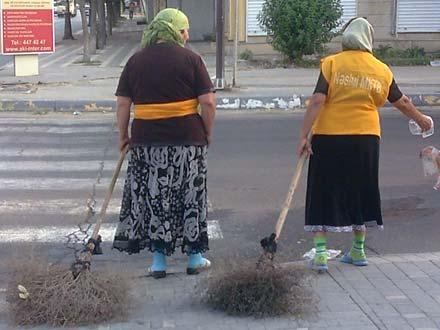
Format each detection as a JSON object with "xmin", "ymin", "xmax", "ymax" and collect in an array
[
  {"xmin": 215, "ymin": 0, "xmax": 225, "ymax": 89},
  {"xmin": 232, "ymin": 0, "xmax": 239, "ymax": 87}
]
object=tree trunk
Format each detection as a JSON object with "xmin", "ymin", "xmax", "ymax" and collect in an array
[
  {"xmin": 113, "ymin": 0, "xmax": 121, "ymax": 23},
  {"xmin": 90, "ymin": 0, "xmax": 98, "ymax": 54},
  {"xmin": 154, "ymin": 0, "xmax": 160, "ymax": 15},
  {"xmin": 106, "ymin": 0, "xmax": 113, "ymax": 36},
  {"xmin": 97, "ymin": 0, "xmax": 106, "ymax": 49},
  {"xmin": 78, "ymin": 0, "xmax": 91, "ymax": 62},
  {"xmin": 63, "ymin": 0, "xmax": 75, "ymax": 40}
]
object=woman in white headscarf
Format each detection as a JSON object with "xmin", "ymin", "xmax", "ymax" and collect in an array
[{"xmin": 297, "ymin": 17, "xmax": 433, "ymax": 271}]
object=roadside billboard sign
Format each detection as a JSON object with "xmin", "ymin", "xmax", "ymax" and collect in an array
[{"xmin": 0, "ymin": 0, "xmax": 55, "ymax": 54}]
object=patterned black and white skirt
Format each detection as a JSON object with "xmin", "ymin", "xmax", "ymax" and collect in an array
[
  {"xmin": 304, "ymin": 135, "xmax": 383, "ymax": 232},
  {"xmin": 113, "ymin": 145, "xmax": 209, "ymax": 255}
]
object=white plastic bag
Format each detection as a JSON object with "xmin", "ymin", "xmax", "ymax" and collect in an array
[
  {"xmin": 302, "ymin": 248, "xmax": 341, "ymax": 260},
  {"xmin": 434, "ymin": 176, "xmax": 440, "ymax": 191},
  {"xmin": 409, "ymin": 116, "xmax": 434, "ymax": 138},
  {"xmin": 421, "ymin": 146, "xmax": 439, "ymax": 176},
  {"xmin": 420, "ymin": 146, "xmax": 440, "ymax": 191}
]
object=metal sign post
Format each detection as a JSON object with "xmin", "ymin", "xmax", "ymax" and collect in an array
[
  {"xmin": 232, "ymin": 0, "xmax": 239, "ymax": 87},
  {"xmin": 215, "ymin": 0, "xmax": 225, "ymax": 89}
]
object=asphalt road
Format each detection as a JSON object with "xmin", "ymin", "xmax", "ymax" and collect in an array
[
  {"xmin": 0, "ymin": 110, "xmax": 439, "ymax": 267},
  {"xmin": 0, "ymin": 15, "xmax": 83, "ymax": 68}
]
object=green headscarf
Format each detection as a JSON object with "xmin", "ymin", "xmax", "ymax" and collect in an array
[
  {"xmin": 341, "ymin": 17, "xmax": 374, "ymax": 53},
  {"xmin": 141, "ymin": 8, "xmax": 189, "ymax": 48}
]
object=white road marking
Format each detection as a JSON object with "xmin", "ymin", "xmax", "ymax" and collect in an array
[
  {"xmin": 0, "ymin": 178, "xmax": 120, "ymax": 190},
  {"xmin": 0, "ymin": 118, "xmax": 114, "ymax": 125},
  {"xmin": 99, "ymin": 46, "xmax": 127, "ymax": 67},
  {"xmin": 119, "ymin": 43, "xmax": 139, "ymax": 67},
  {"xmin": 0, "ymin": 198, "xmax": 212, "ymax": 215},
  {"xmin": 0, "ymin": 126, "xmax": 113, "ymax": 134},
  {"xmin": 0, "ymin": 160, "xmax": 119, "ymax": 172},
  {"xmin": 0, "ymin": 61, "xmax": 13, "ymax": 70},
  {"xmin": 0, "ymin": 220, "xmax": 223, "ymax": 243},
  {"xmin": 40, "ymin": 45, "xmax": 83, "ymax": 68},
  {"xmin": 0, "ymin": 199, "xmax": 121, "ymax": 215},
  {"xmin": 60, "ymin": 54, "xmax": 83, "ymax": 67},
  {"xmin": 37, "ymin": 45, "xmax": 78, "ymax": 67},
  {"xmin": 0, "ymin": 136, "xmax": 110, "ymax": 144},
  {"xmin": 0, "ymin": 148, "xmax": 113, "ymax": 157}
]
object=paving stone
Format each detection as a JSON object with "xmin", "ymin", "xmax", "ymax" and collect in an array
[
  {"xmin": 383, "ymin": 325, "xmax": 415, "ymax": 330},
  {"xmin": 262, "ymin": 318, "xmax": 292, "ymax": 330},
  {"xmin": 376, "ymin": 263, "xmax": 408, "ymax": 280},
  {"xmin": 371, "ymin": 304, "xmax": 400, "ymax": 317},
  {"xmin": 382, "ymin": 255, "xmax": 407, "ymax": 263},
  {"xmin": 380, "ymin": 316, "xmax": 412, "ymax": 326},
  {"xmin": 245, "ymin": 320, "xmax": 267, "ymax": 330},
  {"xmin": 433, "ymin": 317, "xmax": 440, "ymax": 326},
  {"xmin": 404, "ymin": 313, "xmax": 429, "ymax": 319},
  {"xmin": 406, "ymin": 316, "xmax": 439, "ymax": 329},
  {"xmin": 385, "ymin": 295, "xmax": 409, "ymax": 301},
  {"xmin": 392, "ymin": 303, "xmax": 423, "ymax": 314}
]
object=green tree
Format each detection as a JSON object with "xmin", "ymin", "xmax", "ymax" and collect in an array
[{"xmin": 258, "ymin": 0, "xmax": 343, "ymax": 61}]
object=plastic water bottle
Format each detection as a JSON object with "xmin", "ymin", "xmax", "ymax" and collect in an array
[{"xmin": 409, "ymin": 115, "xmax": 434, "ymax": 138}]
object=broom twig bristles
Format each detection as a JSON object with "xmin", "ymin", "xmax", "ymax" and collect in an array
[
  {"xmin": 6, "ymin": 259, "xmax": 130, "ymax": 326},
  {"xmin": 200, "ymin": 261, "xmax": 317, "ymax": 318}
]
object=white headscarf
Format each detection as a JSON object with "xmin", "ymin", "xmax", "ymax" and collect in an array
[{"xmin": 341, "ymin": 17, "xmax": 374, "ymax": 53}]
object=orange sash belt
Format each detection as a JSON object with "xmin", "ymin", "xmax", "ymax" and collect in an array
[{"xmin": 134, "ymin": 98, "xmax": 199, "ymax": 120}]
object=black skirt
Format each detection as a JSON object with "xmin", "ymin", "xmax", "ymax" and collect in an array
[{"xmin": 304, "ymin": 135, "xmax": 383, "ymax": 232}]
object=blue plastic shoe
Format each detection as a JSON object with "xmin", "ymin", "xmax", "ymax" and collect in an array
[
  {"xmin": 148, "ymin": 251, "xmax": 167, "ymax": 279},
  {"xmin": 187, "ymin": 253, "xmax": 211, "ymax": 275},
  {"xmin": 340, "ymin": 252, "xmax": 368, "ymax": 266}
]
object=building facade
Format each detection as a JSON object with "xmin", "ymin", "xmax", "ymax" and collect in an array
[{"xmin": 228, "ymin": 0, "xmax": 440, "ymax": 53}]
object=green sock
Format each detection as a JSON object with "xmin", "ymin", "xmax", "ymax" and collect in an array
[
  {"xmin": 350, "ymin": 231, "xmax": 366, "ymax": 261},
  {"xmin": 313, "ymin": 235, "xmax": 327, "ymax": 265}
]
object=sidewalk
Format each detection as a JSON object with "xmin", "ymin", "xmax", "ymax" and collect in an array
[
  {"xmin": 109, "ymin": 251, "xmax": 440, "ymax": 330},
  {"xmin": 0, "ymin": 19, "xmax": 439, "ymax": 111},
  {"xmin": 3, "ymin": 250, "xmax": 440, "ymax": 330}
]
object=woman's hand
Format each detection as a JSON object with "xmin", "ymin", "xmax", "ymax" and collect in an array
[
  {"xmin": 119, "ymin": 136, "xmax": 130, "ymax": 153},
  {"xmin": 392, "ymin": 96, "xmax": 433, "ymax": 133},
  {"xmin": 416, "ymin": 115, "xmax": 433, "ymax": 132},
  {"xmin": 296, "ymin": 137, "xmax": 312, "ymax": 157}
]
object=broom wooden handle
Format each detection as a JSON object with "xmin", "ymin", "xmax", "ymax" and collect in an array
[
  {"xmin": 90, "ymin": 146, "xmax": 128, "ymax": 241},
  {"xmin": 73, "ymin": 146, "xmax": 129, "ymax": 272},
  {"xmin": 274, "ymin": 147, "xmax": 309, "ymax": 241}
]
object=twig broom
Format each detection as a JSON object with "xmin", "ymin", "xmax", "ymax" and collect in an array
[{"xmin": 6, "ymin": 147, "xmax": 130, "ymax": 326}]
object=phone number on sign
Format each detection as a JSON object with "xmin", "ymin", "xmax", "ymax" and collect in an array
[{"xmin": 9, "ymin": 39, "xmax": 47, "ymax": 46}]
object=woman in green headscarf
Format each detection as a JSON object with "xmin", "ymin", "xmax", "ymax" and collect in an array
[
  {"xmin": 141, "ymin": 8, "xmax": 190, "ymax": 48},
  {"xmin": 113, "ymin": 8, "xmax": 216, "ymax": 279},
  {"xmin": 296, "ymin": 17, "xmax": 433, "ymax": 271}
]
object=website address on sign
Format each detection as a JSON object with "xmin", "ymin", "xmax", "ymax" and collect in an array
[{"xmin": 4, "ymin": 46, "xmax": 52, "ymax": 52}]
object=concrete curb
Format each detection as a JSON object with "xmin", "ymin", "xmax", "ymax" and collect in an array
[{"xmin": 0, "ymin": 93, "xmax": 439, "ymax": 112}]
